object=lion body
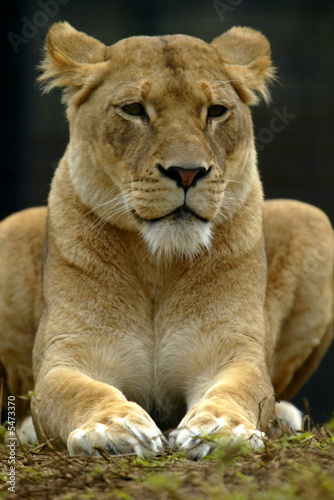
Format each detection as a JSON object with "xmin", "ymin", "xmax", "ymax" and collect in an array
[{"xmin": 0, "ymin": 23, "xmax": 333, "ymax": 458}]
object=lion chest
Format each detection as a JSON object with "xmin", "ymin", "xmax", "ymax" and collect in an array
[{"xmin": 89, "ymin": 267, "xmax": 227, "ymax": 422}]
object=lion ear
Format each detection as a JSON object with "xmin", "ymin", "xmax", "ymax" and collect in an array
[
  {"xmin": 38, "ymin": 22, "xmax": 109, "ymax": 104},
  {"xmin": 211, "ymin": 26, "xmax": 275, "ymax": 105}
]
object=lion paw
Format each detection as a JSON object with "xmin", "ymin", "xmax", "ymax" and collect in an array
[
  {"xmin": 67, "ymin": 413, "xmax": 166, "ymax": 457},
  {"xmin": 169, "ymin": 411, "xmax": 264, "ymax": 459},
  {"xmin": 270, "ymin": 401, "xmax": 303, "ymax": 438},
  {"xmin": 17, "ymin": 416, "xmax": 37, "ymax": 444}
]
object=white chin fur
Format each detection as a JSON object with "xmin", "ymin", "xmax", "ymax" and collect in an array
[{"xmin": 141, "ymin": 218, "xmax": 212, "ymax": 260}]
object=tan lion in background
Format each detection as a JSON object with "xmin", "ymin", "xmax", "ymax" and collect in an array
[{"xmin": 0, "ymin": 23, "xmax": 333, "ymax": 459}]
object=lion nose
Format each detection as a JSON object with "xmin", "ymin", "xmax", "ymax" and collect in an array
[{"xmin": 158, "ymin": 165, "xmax": 209, "ymax": 191}]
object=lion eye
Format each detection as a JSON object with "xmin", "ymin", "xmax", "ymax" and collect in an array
[
  {"xmin": 121, "ymin": 102, "xmax": 146, "ymax": 116},
  {"xmin": 207, "ymin": 104, "xmax": 228, "ymax": 118}
]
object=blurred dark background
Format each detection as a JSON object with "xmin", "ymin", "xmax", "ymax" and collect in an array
[{"xmin": 1, "ymin": 0, "xmax": 333, "ymax": 424}]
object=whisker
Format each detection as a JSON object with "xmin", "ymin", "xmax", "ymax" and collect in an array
[
  {"xmin": 225, "ymin": 179, "xmax": 244, "ymax": 185},
  {"xmin": 87, "ymin": 190, "xmax": 152, "ymax": 234}
]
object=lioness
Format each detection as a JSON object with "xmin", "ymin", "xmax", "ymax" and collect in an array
[{"xmin": 0, "ymin": 22, "xmax": 333, "ymax": 459}]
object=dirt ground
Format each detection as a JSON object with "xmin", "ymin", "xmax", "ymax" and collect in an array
[{"xmin": 0, "ymin": 421, "xmax": 333, "ymax": 500}]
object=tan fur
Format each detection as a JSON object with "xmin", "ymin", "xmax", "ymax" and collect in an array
[
  {"xmin": 0, "ymin": 23, "xmax": 333, "ymax": 458},
  {"xmin": 0, "ymin": 208, "xmax": 44, "ymax": 421}
]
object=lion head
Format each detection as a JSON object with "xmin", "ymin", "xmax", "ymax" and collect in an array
[{"xmin": 40, "ymin": 23, "xmax": 274, "ymax": 259}]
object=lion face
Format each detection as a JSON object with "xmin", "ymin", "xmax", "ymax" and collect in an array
[{"xmin": 40, "ymin": 24, "xmax": 274, "ymax": 259}]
